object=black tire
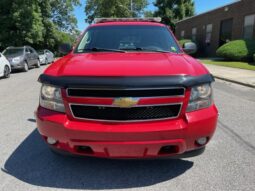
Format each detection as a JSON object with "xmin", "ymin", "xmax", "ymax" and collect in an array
[
  {"xmin": 35, "ymin": 59, "xmax": 41, "ymax": 68},
  {"xmin": 50, "ymin": 147, "xmax": 73, "ymax": 157},
  {"xmin": 178, "ymin": 147, "xmax": 206, "ymax": 158},
  {"xmin": 3, "ymin": 65, "xmax": 10, "ymax": 78},
  {"xmin": 23, "ymin": 62, "xmax": 29, "ymax": 72}
]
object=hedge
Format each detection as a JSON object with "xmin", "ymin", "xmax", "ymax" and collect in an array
[{"xmin": 216, "ymin": 40, "xmax": 255, "ymax": 62}]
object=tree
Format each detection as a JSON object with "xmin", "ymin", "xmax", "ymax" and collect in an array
[
  {"xmin": 85, "ymin": 0, "xmax": 148, "ymax": 24},
  {"xmin": 38, "ymin": 0, "xmax": 81, "ymax": 51},
  {"xmin": 144, "ymin": 10, "xmax": 154, "ymax": 18},
  {"xmin": 0, "ymin": 0, "xmax": 44, "ymax": 48},
  {"xmin": 0, "ymin": 0, "xmax": 80, "ymax": 51},
  {"xmin": 50, "ymin": 0, "xmax": 81, "ymax": 32},
  {"xmin": 154, "ymin": 0, "xmax": 194, "ymax": 30}
]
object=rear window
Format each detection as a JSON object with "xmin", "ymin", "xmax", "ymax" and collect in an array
[{"xmin": 75, "ymin": 25, "xmax": 180, "ymax": 53}]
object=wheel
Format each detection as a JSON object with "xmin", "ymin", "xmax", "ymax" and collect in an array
[
  {"xmin": 50, "ymin": 147, "xmax": 73, "ymax": 157},
  {"xmin": 179, "ymin": 147, "xmax": 206, "ymax": 158},
  {"xmin": 3, "ymin": 65, "xmax": 10, "ymax": 78},
  {"xmin": 35, "ymin": 59, "xmax": 41, "ymax": 68},
  {"xmin": 23, "ymin": 62, "xmax": 29, "ymax": 72}
]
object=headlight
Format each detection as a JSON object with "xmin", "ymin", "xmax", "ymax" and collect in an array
[
  {"xmin": 40, "ymin": 84, "xmax": 65, "ymax": 112},
  {"xmin": 186, "ymin": 83, "xmax": 213, "ymax": 112},
  {"xmin": 12, "ymin": 56, "xmax": 22, "ymax": 63}
]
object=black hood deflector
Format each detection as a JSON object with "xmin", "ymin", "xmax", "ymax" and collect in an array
[{"xmin": 38, "ymin": 74, "xmax": 214, "ymax": 89}]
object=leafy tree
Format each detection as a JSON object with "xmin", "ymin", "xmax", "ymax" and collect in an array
[
  {"xmin": 154, "ymin": 0, "xmax": 194, "ymax": 29},
  {"xmin": 85, "ymin": 0, "xmax": 148, "ymax": 24},
  {"xmin": 144, "ymin": 10, "xmax": 154, "ymax": 18},
  {"xmin": 0, "ymin": 0, "xmax": 44, "ymax": 48},
  {"xmin": 38, "ymin": 0, "xmax": 81, "ymax": 50},
  {"xmin": 0, "ymin": 0, "xmax": 80, "ymax": 51},
  {"xmin": 50, "ymin": 0, "xmax": 81, "ymax": 32}
]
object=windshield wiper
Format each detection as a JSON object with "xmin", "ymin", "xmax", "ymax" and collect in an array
[
  {"xmin": 78, "ymin": 47, "xmax": 126, "ymax": 53},
  {"xmin": 120, "ymin": 47, "xmax": 171, "ymax": 53}
]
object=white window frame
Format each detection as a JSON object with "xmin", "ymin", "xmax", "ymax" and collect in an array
[
  {"xmin": 206, "ymin": 24, "xmax": 213, "ymax": 43},
  {"xmin": 181, "ymin": 30, "xmax": 185, "ymax": 38},
  {"xmin": 192, "ymin": 27, "xmax": 197, "ymax": 42},
  {"xmin": 243, "ymin": 14, "xmax": 255, "ymax": 39}
]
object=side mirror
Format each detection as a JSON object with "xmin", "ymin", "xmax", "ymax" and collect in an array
[
  {"xmin": 59, "ymin": 43, "xmax": 72, "ymax": 55},
  {"xmin": 183, "ymin": 42, "xmax": 197, "ymax": 55}
]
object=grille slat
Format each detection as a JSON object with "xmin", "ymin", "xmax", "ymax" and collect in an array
[
  {"xmin": 67, "ymin": 88, "xmax": 185, "ymax": 98},
  {"xmin": 70, "ymin": 104, "xmax": 182, "ymax": 122}
]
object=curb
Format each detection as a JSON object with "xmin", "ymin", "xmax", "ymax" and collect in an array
[{"xmin": 213, "ymin": 75, "xmax": 255, "ymax": 88}]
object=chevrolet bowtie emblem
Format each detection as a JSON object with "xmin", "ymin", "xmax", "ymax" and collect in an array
[{"xmin": 113, "ymin": 97, "xmax": 139, "ymax": 108}]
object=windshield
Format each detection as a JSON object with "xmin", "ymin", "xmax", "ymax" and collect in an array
[
  {"xmin": 38, "ymin": 50, "xmax": 44, "ymax": 55},
  {"xmin": 75, "ymin": 25, "xmax": 181, "ymax": 53},
  {"xmin": 3, "ymin": 48, "xmax": 24, "ymax": 56}
]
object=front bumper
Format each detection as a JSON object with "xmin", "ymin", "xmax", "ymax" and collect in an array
[
  {"xmin": 36, "ymin": 105, "xmax": 218, "ymax": 158},
  {"xmin": 10, "ymin": 62, "xmax": 24, "ymax": 70},
  {"xmin": 39, "ymin": 57, "xmax": 46, "ymax": 64}
]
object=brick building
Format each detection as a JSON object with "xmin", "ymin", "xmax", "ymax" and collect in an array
[{"xmin": 175, "ymin": 0, "xmax": 255, "ymax": 57}]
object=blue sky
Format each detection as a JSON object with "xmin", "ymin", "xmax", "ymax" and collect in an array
[{"xmin": 74, "ymin": 0, "xmax": 236, "ymax": 31}]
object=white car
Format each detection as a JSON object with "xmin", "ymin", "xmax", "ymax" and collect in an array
[
  {"xmin": 0, "ymin": 53, "xmax": 11, "ymax": 78},
  {"xmin": 38, "ymin": 49, "xmax": 54, "ymax": 65}
]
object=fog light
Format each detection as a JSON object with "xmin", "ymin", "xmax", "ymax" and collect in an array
[
  {"xmin": 196, "ymin": 137, "xmax": 208, "ymax": 146},
  {"xmin": 47, "ymin": 137, "xmax": 57, "ymax": 145}
]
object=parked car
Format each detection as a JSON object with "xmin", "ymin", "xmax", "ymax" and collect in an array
[
  {"xmin": 0, "ymin": 53, "xmax": 11, "ymax": 78},
  {"xmin": 38, "ymin": 49, "xmax": 54, "ymax": 65},
  {"xmin": 36, "ymin": 18, "xmax": 218, "ymax": 159},
  {"xmin": 3, "ymin": 46, "xmax": 40, "ymax": 72}
]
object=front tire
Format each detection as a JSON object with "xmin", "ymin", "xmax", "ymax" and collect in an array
[
  {"xmin": 179, "ymin": 147, "xmax": 206, "ymax": 158},
  {"xmin": 23, "ymin": 62, "xmax": 29, "ymax": 72},
  {"xmin": 35, "ymin": 59, "xmax": 41, "ymax": 68},
  {"xmin": 3, "ymin": 65, "xmax": 10, "ymax": 78}
]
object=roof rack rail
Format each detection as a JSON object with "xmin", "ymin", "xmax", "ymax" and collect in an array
[{"xmin": 94, "ymin": 18, "xmax": 162, "ymax": 24}]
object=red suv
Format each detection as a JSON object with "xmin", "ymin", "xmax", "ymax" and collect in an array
[{"xmin": 36, "ymin": 18, "xmax": 218, "ymax": 159}]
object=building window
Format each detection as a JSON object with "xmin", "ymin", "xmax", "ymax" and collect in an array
[
  {"xmin": 206, "ymin": 24, "xmax": 213, "ymax": 44},
  {"xmin": 192, "ymin": 27, "xmax": 197, "ymax": 42},
  {"xmin": 243, "ymin": 14, "xmax": 255, "ymax": 39},
  {"xmin": 181, "ymin": 30, "xmax": 185, "ymax": 39}
]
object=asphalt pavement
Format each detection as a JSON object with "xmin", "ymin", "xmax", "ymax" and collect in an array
[{"xmin": 0, "ymin": 65, "xmax": 255, "ymax": 191}]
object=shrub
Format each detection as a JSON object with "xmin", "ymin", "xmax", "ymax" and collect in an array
[
  {"xmin": 253, "ymin": 54, "xmax": 255, "ymax": 62},
  {"xmin": 216, "ymin": 40, "xmax": 255, "ymax": 61},
  {"xmin": 179, "ymin": 39, "xmax": 192, "ymax": 47}
]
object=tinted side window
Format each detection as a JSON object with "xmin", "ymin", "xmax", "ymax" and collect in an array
[{"xmin": 29, "ymin": 48, "xmax": 35, "ymax": 53}]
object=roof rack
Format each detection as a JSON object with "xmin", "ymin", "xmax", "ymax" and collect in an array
[{"xmin": 94, "ymin": 18, "xmax": 162, "ymax": 24}]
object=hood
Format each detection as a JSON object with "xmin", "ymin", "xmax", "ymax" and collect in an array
[
  {"xmin": 44, "ymin": 52, "xmax": 209, "ymax": 77},
  {"xmin": 39, "ymin": 54, "xmax": 45, "ymax": 58}
]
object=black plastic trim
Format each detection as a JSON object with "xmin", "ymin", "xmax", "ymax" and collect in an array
[{"xmin": 38, "ymin": 74, "xmax": 215, "ymax": 88}]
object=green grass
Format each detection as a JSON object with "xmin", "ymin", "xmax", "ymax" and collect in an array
[{"xmin": 201, "ymin": 59, "xmax": 255, "ymax": 71}]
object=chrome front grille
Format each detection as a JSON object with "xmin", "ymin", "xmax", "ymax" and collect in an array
[{"xmin": 67, "ymin": 87, "xmax": 185, "ymax": 122}]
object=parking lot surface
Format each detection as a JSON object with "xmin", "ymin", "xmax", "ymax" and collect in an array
[{"xmin": 0, "ymin": 66, "xmax": 255, "ymax": 191}]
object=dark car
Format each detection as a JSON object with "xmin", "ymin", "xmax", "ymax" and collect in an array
[{"xmin": 3, "ymin": 46, "xmax": 40, "ymax": 72}]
